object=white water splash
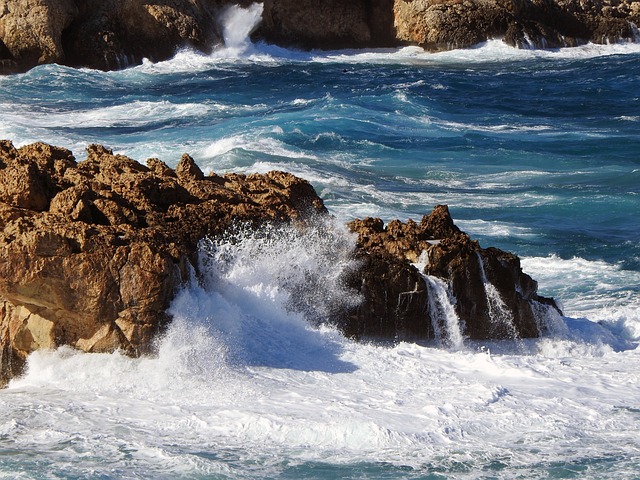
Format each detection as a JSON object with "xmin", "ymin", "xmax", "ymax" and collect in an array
[
  {"xmin": 3, "ymin": 224, "xmax": 640, "ymax": 478},
  {"xmin": 219, "ymin": 3, "xmax": 264, "ymax": 52},
  {"xmin": 424, "ymin": 275, "xmax": 465, "ymax": 349},
  {"xmin": 628, "ymin": 22, "xmax": 640, "ymax": 42},
  {"xmin": 413, "ymin": 252, "xmax": 465, "ymax": 349},
  {"xmin": 475, "ymin": 252, "xmax": 519, "ymax": 338},
  {"xmin": 190, "ymin": 218, "xmax": 361, "ymax": 359}
]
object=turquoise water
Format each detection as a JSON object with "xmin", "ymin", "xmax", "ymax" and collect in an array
[{"xmin": 1, "ymin": 25, "xmax": 640, "ymax": 479}]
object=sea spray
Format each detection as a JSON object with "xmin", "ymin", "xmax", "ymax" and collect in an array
[
  {"xmin": 173, "ymin": 218, "xmax": 361, "ymax": 368},
  {"xmin": 219, "ymin": 3, "xmax": 264, "ymax": 52},
  {"xmin": 475, "ymin": 251, "xmax": 519, "ymax": 339},
  {"xmin": 424, "ymin": 275, "xmax": 465, "ymax": 349},
  {"xmin": 414, "ymin": 251, "xmax": 465, "ymax": 349}
]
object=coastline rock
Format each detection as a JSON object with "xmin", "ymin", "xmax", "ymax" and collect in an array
[
  {"xmin": 2, "ymin": 0, "xmax": 639, "ymax": 73},
  {"xmin": 0, "ymin": 0, "xmax": 224, "ymax": 73},
  {"xmin": 0, "ymin": 140, "xmax": 326, "ymax": 385},
  {"xmin": 0, "ymin": 0, "xmax": 77, "ymax": 73},
  {"xmin": 257, "ymin": 0, "xmax": 383, "ymax": 49},
  {"xmin": 344, "ymin": 205, "xmax": 560, "ymax": 341},
  {"xmin": 61, "ymin": 0, "xmax": 223, "ymax": 71},
  {"xmin": 393, "ymin": 0, "xmax": 640, "ymax": 51},
  {"xmin": 0, "ymin": 141, "xmax": 560, "ymax": 386}
]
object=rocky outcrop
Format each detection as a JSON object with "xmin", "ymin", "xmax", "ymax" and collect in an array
[
  {"xmin": 0, "ymin": 0, "xmax": 225, "ymax": 72},
  {"xmin": 0, "ymin": 141, "xmax": 562, "ymax": 386},
  {"xmin": 0, "ymin": 0, "xmax": 77, "ymax": 73},
  {"xmin": 1, "ymin": 0, "xmax": 639, "ymax": 73},
  {"xmin": 256, "ymin": 0, "xmax": 397, "ymax": 49},
  {"xmin": 0, "ymin": 140, "xmax": 325, "ymax": 385},
  {"xmin": 344, "ymin": 205, "xmax": 560, "ymax": 342},
  {"xmin": 61, "ymin": 0, "xmax": 224, "ymax": 71},
  {"xmin": 394, "ymin": 0, "xmax": 640, "ymax": 51}
]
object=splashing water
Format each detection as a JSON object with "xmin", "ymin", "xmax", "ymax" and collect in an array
[
  {"xmin": 475, "ymin": 252, "xmax": 519, "ymax": 339},
  {"xmin": 424, "ymin": 275, "xmax": 466, "ymax": 350},
  {"xmin": 219, "ymin": 3, "xmax": 264, "ymax": 52},
  {"xmin": 174, "ymin": 218, "xmax": 361, "ymax": 369},
  {"xmin": 414, "ymin": 252, "xmax": 465, "ymax": 349}
]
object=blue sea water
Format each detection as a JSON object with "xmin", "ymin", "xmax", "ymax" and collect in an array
[{"xmin": 1, "ymin": 6, "xmax": 640, "ymax": 479}]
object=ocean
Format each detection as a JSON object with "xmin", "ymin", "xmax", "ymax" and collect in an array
[{"xmin": 1, "ymin": 5, "xmax": 639, "ymax": 479}]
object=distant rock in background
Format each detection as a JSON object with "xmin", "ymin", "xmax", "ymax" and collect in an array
[
  {"xmin": 1, "ymin": 0, "xmax": 639, "ymax": 73},
  {"xmin": 393, "ymin": 0, "xmax": 640, "ymax": 51}
]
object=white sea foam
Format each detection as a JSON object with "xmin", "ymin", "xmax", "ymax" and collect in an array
[
  {"xmin": 122, "ymin": 32, "xmax": 640, "ymax": 75},
  {"xmin": 522, "ymin": 255, "xmax": 640, "ymax": 344},
  {"xmin": 457, "ymin": 218, "xmax": 537, "ymax": 239},
  {"xmin": 0, "ymin": 100, "xmax": 211, "ymax": 129},
  {"xmin": 2, "ymin": 222, "xmax": 639, "ymax": 477},
  {"xmin": 199, "ymin": 133, "xmax": 319, "ymax": 169}
]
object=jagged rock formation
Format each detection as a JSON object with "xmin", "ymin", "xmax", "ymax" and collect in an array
[
  {"xmin": 2, "ymin": 0, "xmax": 638, "ymax": 73},
  {"xmin": 0, "ymin": 140, "xmax": 325, "ymax": 385},
  {"xmin": 344, "ymin": 206, "xmax": 560, "ymax": 341},
  {"xmin": 393, "ymin": 0, "xmax": 640, "ymax": 51},
  {"xmin": 0, "ymin": 141, "xmax": 561, "ymax": 386}
]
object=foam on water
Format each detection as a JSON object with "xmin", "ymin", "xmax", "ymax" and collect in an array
[
  {"xmin": 0, "ymin": 246, "xmax": 640, "ymax": 478},
  {"xmin": 1, "ymin": 5, "xmax": 639, "ymax": 477},
  {"xmin": 2, "ymin": 222, "xmax": 639, "ymax": 478},
  {"xmin": 521, "ymin": 255, "xmax": 640, "ymax": 344}
]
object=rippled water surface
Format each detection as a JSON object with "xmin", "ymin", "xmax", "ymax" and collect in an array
[{"xmin": 1, "ymin": 21, "xmax": 639, "ymax": 479}]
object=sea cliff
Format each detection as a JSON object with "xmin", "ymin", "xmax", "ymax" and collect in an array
[{"xmin": 1, "ymin": 0, "xmax": 639, "ymax": 73}]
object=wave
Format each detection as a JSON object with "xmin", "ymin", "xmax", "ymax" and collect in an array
[
  {"xmin": 522, "ymin": 255, "xmax": 640, "ymax": 343},
  {"xmin": 0, "ymin": 100, "xmax": 211, "ymax": 129},
  {"xmin": 111, "ymin": 35, "xmax": 640, "ymax": 76},
  {"xmin": 4, "ymin": 222, "xmax": 639, "ymax": 478}
]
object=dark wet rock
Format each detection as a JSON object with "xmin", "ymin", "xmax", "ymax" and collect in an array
[{"xmin": 345, "ymin": 205, "xmax": 560, "ymax": 342}]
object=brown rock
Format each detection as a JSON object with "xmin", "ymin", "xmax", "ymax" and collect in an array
[
  {"xmin": 258, "ymin": 0, "xmax": 373, "ymax": 49},
  {"xmin": 345, "ymin": 205, "xmax": 560, "ymax": 342},
  {"xmin": 0, "ymin": 0, "xmax": 78, "ymax": 72},
  {"xmin": 393, "ymin": 0, "xmax": 640, "ymax": 51},
  {"xmin": 61, "ymin": 0, "xmax": 223, "ymax": 71},
  {"xmin": 0, "ymin": 140, "xmax": 327, "ymax": 385}
]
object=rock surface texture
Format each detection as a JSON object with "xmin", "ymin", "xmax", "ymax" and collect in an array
[
  {"xmin": 0, "ymin": 0, "xmax": 225, "ymax": 72},
  {"xmin": 0, "ymin": 141, "xmax": 561, "ymax": 386},
  {"xmin": 0, "ymin": 141, "xmax": 325, "ymax": 385},
  {"xmin": 393, "ymin": 0, "xmax": 640, "ymax": 50},
  {"xmin": 257, "ymin": 0, "xmax": 397, "ymax": 49},
  {"xmin": 2, "ymin": 0, "xmax": 639, "ymax": 73},
  {"xmin": 344, "ymin": 206, "xmax": 560, "ymax": 341}
]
